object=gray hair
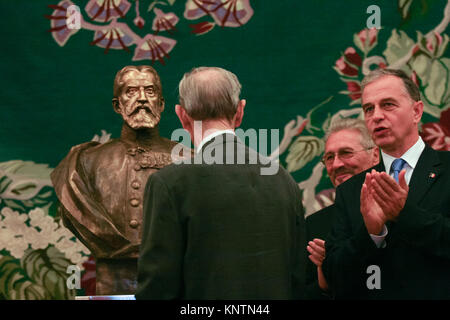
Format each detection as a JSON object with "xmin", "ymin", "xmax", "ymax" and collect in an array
[
  {"xmin": 178, "ymin": 67, "xmax": 242, "ymax": 120},
  {"xmin": 324, "ymin": 118, "xmax": 376, "ymax": 150},
  {"xmin": 361, "ymin": 68, "xmax": 420, "ymax": 102}
]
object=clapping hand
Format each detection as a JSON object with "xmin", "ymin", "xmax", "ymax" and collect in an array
[
  {"xmin": 360, "ymin": 169, "xmax": 409, "ymax": 234},
  {"xmin": 368, "ymin": 169, "xmax": 409, "ymax": 221},
  {"xmin": 361, "ymin": 171, "xmax": 387, "ymax": 235},
  {"xmin": 307, "ymin": 238, "xmax": 328, "ymax": 291}
]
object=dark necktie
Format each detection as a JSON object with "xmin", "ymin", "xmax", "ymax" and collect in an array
[{"xmin": 391, "ymin": 158, "xmax": 407, "ymax": 183}]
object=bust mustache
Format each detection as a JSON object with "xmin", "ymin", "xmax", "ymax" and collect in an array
[{"xmin": 122, "ymin": 101, "xmax": 162, "ymax": 129}]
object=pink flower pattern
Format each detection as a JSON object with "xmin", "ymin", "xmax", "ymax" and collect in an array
[
  {"xmin": 132, "ymin": 34, "xmax": 177, "ymax": 65},
  {"xmin": 426, "ymin": 32, "xmax": 443, "ymax": 55},
  {"xmin": 189, "ymin": 21, "xmax": 216, "ymax": 35},
  {"xmin": 45, "ymin": 0, "xmax": 81, "ymax": 46},
  {"xmin": 85, "ymin": 0, "xmax": 131, "ymax": 22},
  {"xmin": 47, "ymin": 0, "xmax": 253, "ymax": 65},
  {"xmin": 152, "ymin": 8, "xmax": 179, "ymax": 35},
  {"xmin": 184, "ymin": 0, "xmax": 254, "ymax": 27},
  {"xmin": 334, "ymin": 47, "xmax": 363, "ymax": 77},
  {"xmin": 421, "ymin": 109, "xmax": 450, "ymax": 151},
  {"xmin": 346, "ymin": 81, "xmax": 362, "ymax": 101},
  {"xmin": 90, "ymin": 27, "xmax": 133, "ymax": 53},
  {"xmin": 357, "ymin": 27, "xmax": 378, "ymax": 49}
]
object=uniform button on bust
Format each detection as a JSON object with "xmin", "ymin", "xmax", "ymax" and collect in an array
[
  {"xmin": 131, "ymin": 181, "xmax": 140, "ymax": 189},
  {"xmin": 133, "ymin": 164, "xmax": 141, "ymax": 171},
  {"xmin": 130, "ymin": 198, "xmax": 140, "ymax": 207},
  {"xmin": 129, "ymin": 219, "xmax": 139, "ymax": 228}
]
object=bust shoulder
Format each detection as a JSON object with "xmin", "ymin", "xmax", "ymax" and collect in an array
[{"xmin": 77, "ymin": 139, "xmax": 127, "ymax": 174}]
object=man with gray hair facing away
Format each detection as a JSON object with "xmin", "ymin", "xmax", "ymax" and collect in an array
[
  {"xmin": 136, "ymin": 67, "xmax": 306, "ymax": 299},
  {"xmin": 305, "ymin": 118, "xmax": 379, "ymax": 299}
]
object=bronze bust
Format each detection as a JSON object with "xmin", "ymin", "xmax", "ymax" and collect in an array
[{"xmin": 51, "ymin": 66, "xmax": 179, "ymax": 295}]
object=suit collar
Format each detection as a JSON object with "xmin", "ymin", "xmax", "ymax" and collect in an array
[
  {"xmin": 196, "ymin": 129, "xmax": 235, "ymax": 153},
  {"xmin": 198, "ymin": 132, "xmax": 241, "ymax": 152},
  {"xmin": 380, "ymin": 136, "xmax": 426, "ymax": 175}
]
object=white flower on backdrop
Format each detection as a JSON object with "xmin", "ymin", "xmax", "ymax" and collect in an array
[{"xmin": 0, "ymin": 207, "xmax": 90, "ymax": 268}]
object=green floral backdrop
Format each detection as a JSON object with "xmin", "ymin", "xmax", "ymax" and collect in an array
[{"xmin": 1, "ymin": 0, "xmax": 449, "ymax": 299}]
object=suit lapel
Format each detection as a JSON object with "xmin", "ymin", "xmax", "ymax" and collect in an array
[{"xmin": 407, "ymin": 145, "xmax": 443, "ymax": 204}]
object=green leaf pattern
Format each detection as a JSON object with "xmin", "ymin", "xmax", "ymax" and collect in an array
[
  {"xmin": 383, "ymin": 29, "xmax": 415, "ymax": 66},
  {"xmin": 21, "ymin": 247, "xmax": 76, "ymax": 300},
  {"xmin": 398, "ymin": 0, "xmax": 414, "ymax": 20},
  {"xmin": 0, "ymin": 161, "xmax": 90, "ymax": 300},
  {"xmin": 285, "ymin": 136, "xmax": 324, "ymax": 172},
  {"xmin": 0, "ymin": 255, "xmax": 47, "ymax": 300}
]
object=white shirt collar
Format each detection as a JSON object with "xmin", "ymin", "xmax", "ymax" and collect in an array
[
  {"xmin": 381, "ymin": 136, "xmax": 425, "ymax": 173},
  {"xmin": 196, "ymin": 129, "xmax": 235, "ymax": 153}
]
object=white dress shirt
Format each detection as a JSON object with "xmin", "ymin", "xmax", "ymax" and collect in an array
[
  {"xmin": 370, "ymin": 136, "xmax": 426, "ymax": 248},
  {"xmin": 196, "ymin": 129, "xmax": 236, "ymax": 153},
  {"xmin": 381, "ymin": 136, "xmax": 425, "ymax": 185}
]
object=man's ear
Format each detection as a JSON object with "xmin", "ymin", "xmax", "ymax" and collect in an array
[
  {"xmin": 112, "ymin": 98, "xmax": 121, "ymax": 114},
  {"xmin": 232, "ymin": 99, "xmax": 246, "ymax": 128},
  {"xmin": 175, "ymin": 104, "xmax": 193, "ymax": 133},
  {"xmin": 371, "ymin": 147, "xmax": 380, "ymax": 166},
  {"xmin": 412, "ymin": 100, "xmax": 424, "ymax": 125}
]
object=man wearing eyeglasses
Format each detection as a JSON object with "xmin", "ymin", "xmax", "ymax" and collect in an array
[
  {"xmin": 322, "ymin": 119, "xmax": 380, "ymax": 188},
  {"xmin": 322, "ymin": 68, "xmax": 450, "ymax": 299},
  {"xmin": 306, "ymin": 118, "xmax": 379, "ymax": 299}
]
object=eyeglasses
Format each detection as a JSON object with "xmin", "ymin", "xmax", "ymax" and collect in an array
[{"xmin": 321, "ymin": 148, "xmax": 374, "ymax": 166}]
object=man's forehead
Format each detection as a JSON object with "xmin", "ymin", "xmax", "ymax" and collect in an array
[
  {"xmin": 362, "ymin": 75, "xmax": 410, "ymax": 102},
  {"xmin": 326, "ymin": 129, "xmax": 363, "ymax": 151},
  {"xmin": 121, "ymin": 70, "xmax": 156, "ymax": 86}
]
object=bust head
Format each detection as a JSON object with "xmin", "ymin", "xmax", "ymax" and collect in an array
[{"xmin": 112, "ymin": 65, "xmax": 165, "ymax": 129}]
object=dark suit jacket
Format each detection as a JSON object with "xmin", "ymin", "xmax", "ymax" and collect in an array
[
  {"xmin": 322, "ymin": 145, "xmax": 450, "ymax": 299},
  {"xmin": 305, "ymin": 204, "xmax": 336, "ymax": 300},
  {"xmin": 136, "ymin": 133, "xmax": 306, "ymax": 299}
]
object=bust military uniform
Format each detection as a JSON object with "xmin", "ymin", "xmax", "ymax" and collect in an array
[{"xmin": 51, "ymin": 135, "xmax": 178, "ymax": 295}]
